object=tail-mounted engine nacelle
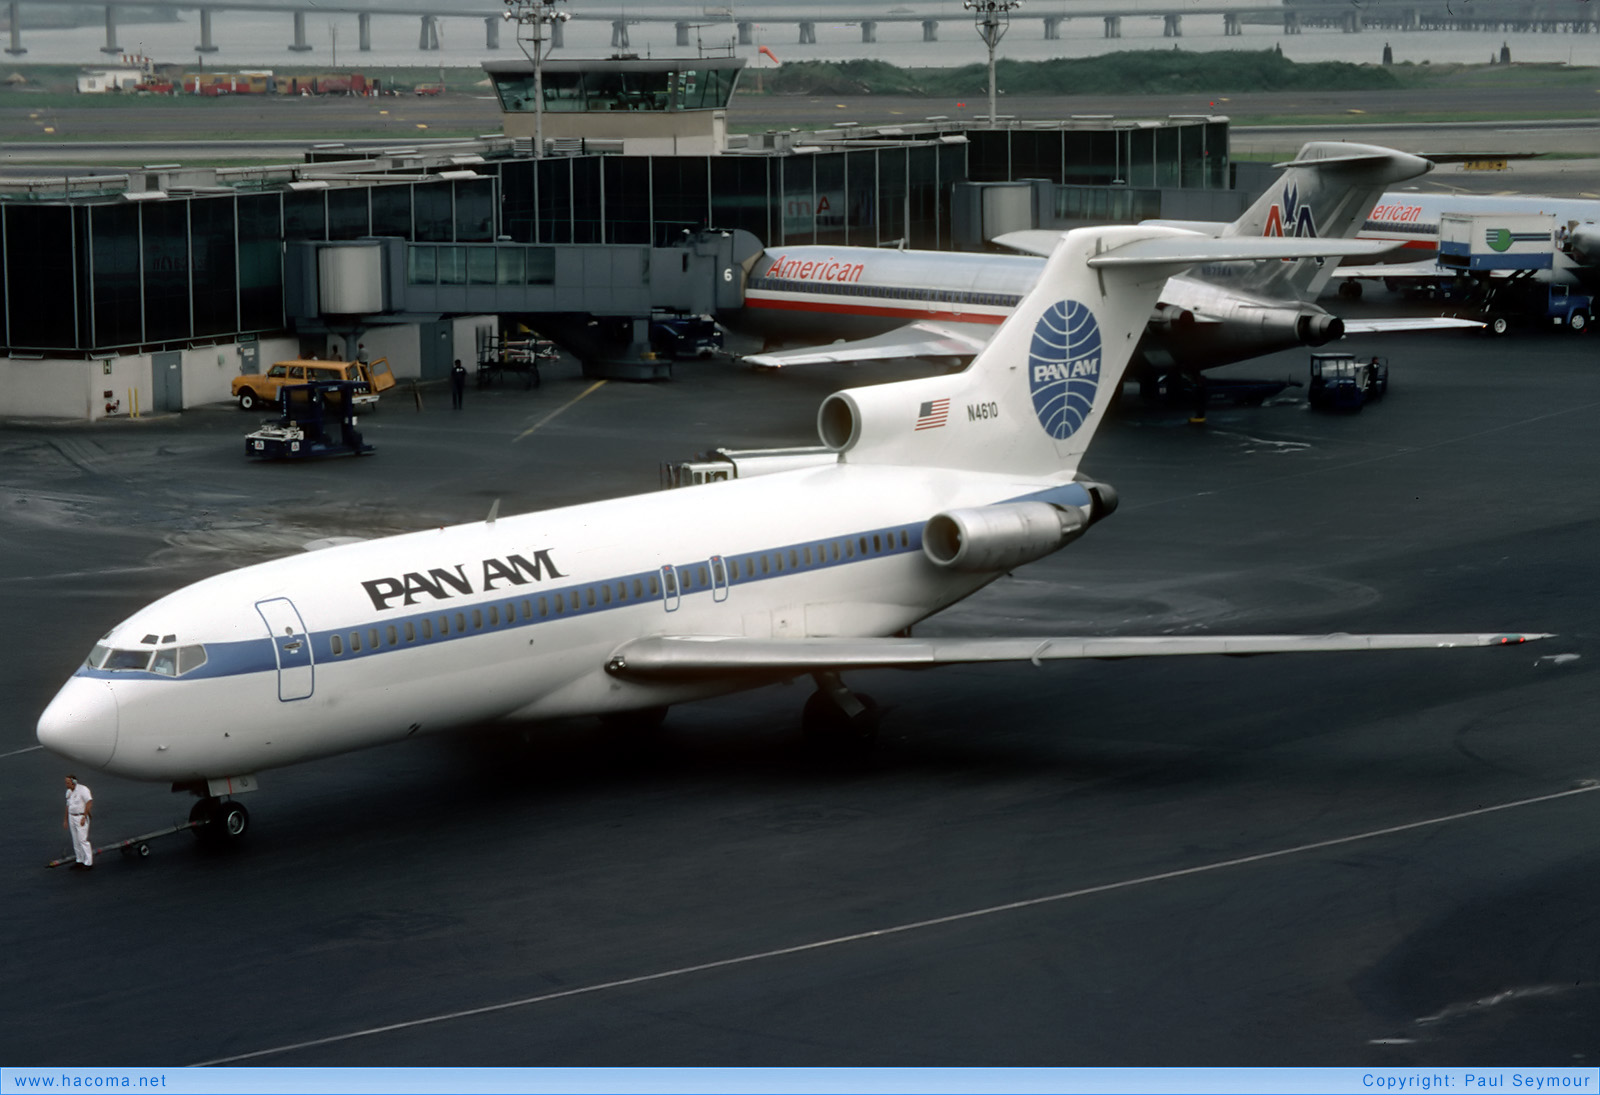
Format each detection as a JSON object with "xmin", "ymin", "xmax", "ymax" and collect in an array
[
  {"xmin": 1150, "ymin": 303, "xmax": 1197, "ymax": 333},
  {"xmin": 922, "ymin": 501, "xmax": 1088, "ymax": 573},
  {"xmin": 1296, "ymin": 311, "xmax": 1345, "ymax": 346}
]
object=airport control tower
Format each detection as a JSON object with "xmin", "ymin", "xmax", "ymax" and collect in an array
[{"xmin": 485, "ymin": 56, "xmax": 744, "ymax": 157}]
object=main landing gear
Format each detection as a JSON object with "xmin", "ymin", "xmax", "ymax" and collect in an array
[{"xmin": 802, "ymin": 672, "xmax": 880, "ymax": 747}]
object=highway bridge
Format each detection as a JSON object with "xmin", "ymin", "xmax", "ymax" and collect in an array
[{"xmin": 5, "ymin": 0, "xmax": 1595, "ymax": 56}]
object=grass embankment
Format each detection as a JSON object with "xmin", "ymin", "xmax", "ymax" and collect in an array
[{"xmin": 746, "ymin": 50, "xmax": 1597, "ymax": 112}]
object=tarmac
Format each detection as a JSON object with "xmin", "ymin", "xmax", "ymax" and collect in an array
[{"xmin": 2, "ymin": 314, "xmax": 1597, "ymax": 1065}]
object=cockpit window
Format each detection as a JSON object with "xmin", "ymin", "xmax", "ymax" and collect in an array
[
  {"xmin": 87, "ymin": 643, "xmax": 208, "ymax": 676},
  {"xmin": 103, "ymin": 648, "xmax": 152, "ymax": 672},
  {"xmin": 177, "ymin": 645, "xmax": 207, "ymax": 674}
]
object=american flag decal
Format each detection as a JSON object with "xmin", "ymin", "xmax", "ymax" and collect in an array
[{"xmin": 914, "ymin": 398, "xmax": 950, "ymax": 431}]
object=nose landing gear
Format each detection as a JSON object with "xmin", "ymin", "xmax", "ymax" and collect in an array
[{"xmin": 189, "ymin": 798, "xmax": 250, "ymax": 848}]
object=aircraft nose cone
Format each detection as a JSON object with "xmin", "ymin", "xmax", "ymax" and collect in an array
[{"xmin": 37, "ymin": 680, "xmax": 119, "ymax": 769}]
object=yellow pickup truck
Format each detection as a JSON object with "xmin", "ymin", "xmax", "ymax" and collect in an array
[{"xmin": 232, "ymin": 358, "xmax": 394, "ymax": 411}]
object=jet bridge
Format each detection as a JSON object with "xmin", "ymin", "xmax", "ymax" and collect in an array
[{"xmin": 284, "ymin": 229, "xmax": 759, "ymax": 378}]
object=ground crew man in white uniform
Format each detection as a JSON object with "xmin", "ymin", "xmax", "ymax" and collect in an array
[{"xmin": 64, "ymin": 774, "xmax": 93, "ymax": 870}]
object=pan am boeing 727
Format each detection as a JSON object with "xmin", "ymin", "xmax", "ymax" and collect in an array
[{"xmin": 38, "ymin": 225, "xmax": 1545, "ymax": 842}]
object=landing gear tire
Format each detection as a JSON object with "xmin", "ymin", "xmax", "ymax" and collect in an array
[
  {"xmin": 190, "ymin": 798, "xmax": 249, "ymax": 848},
  {"xmin": 1337, "ymin": 280, "xmax": 1362, "ymax": 301}
]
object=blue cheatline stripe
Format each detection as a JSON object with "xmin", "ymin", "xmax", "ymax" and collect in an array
[{"xmin": 72, "ymin": 483, "xmax": 1094, "ymax": 684}]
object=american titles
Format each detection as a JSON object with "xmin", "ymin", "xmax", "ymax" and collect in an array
[
  {"xmin": 763, "ymin": 255, "xmax": 867, "ymax": 283},
  {"xmin": 361, "ymin": 551, "xmax": 564, "ymax": 611}
]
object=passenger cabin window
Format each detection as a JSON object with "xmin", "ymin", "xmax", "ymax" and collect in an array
[
  {"xmin": 422, "ymin": 618, "xmax": 434, "ymax": 639},
  {"xmin": 387, "ymin": 625, "xmax": 398, "ymax": 646},
  {"xmin": 350, "ymin": 632, "xmax": 362, "ymax": 652},
  {"xmin": 405, "ymin": 622, "xmax": 416, "ymax": 642},
  {"xmin": 455, "ymin": 613, "xmax": 466, "ymax": 633},
  {"xmin": 473, "ymin": 609, "xmax": 483, "ymax": 630},
  {"xmin": 331, "ymin": 635, "xmax": 344, "ymax": 656},
  {"xmin": 368, "ymin": 628, "xmax": 380, "ymax": 649},
  {"xmin": 633, "ymin": 579, "xmax": 644, "ymax": 599}
]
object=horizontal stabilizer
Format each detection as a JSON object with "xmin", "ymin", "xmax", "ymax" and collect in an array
[
  {"xmin": 997, "ymin": 230, "xmax": 1399, "ymax": 265},
  {"xmin": 1272, "ymin": 150, "xmax": 1430, "ymax": 169},
  {"xmin": 607, "ymin": 631, "xmax": 1550, "ymax": 678},
  {"xmin": 1089, "ymin": 236, "xmax": 1400, "ymax": 266},
  {"xmin": 743, "ymin": 321, "xmax": 993, "ymax": 368}
]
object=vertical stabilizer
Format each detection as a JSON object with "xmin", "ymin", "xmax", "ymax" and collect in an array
[
  {"xmin": 1219, "ymin": 141, "xmax": 1432, "ymax": 300},
  {"xmin": 818, "ymin": 226, "xmax": 1201, "ymax": 483}
]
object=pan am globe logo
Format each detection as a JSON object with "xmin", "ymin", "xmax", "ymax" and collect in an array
[{"xmin": 1028, "ymin": 300, "xmax": 1102, "ymax": 440}]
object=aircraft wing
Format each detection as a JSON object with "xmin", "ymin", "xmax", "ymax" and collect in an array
[
  {"xmin": 742, "ymin": 321, "xmax": 994, "ymax": 369},
  {"xmin": 1334, "ymin": 259, "xmax": 1445, "ymax": 280},
  {"xmin": 993, "ymin": 230, "xmax": 1076, "ymax": 257},
  {"xmin": 607, "ymin": 632, "xmax": 1548, "ymax": 677},
  {"xmin": 1342, "ymin": 316, "xmax": 1484, "ymax": 333}
]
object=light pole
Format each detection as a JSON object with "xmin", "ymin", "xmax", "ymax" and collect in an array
[
  {"xmin": 503, "ymin": 0, "xmax": 571, "ymax": 158},
  {"xmin": 964, "ymin": 0, "xmax": 1020, "ymax": 128}
]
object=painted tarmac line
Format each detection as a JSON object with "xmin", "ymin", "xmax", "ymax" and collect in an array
[
  {"xmin": 513, "ymin": 380, "xmax": 608, "ymax": 443},
  {"xmin": 193, "ymin": 780, "xmax": 1599, "ymax": 1067},
  {"xmin": 0, "ymin": 745, "xmax": 43, "ymax": 759}
]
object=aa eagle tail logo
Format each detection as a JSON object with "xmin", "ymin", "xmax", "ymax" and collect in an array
[
  {"xmin": 1263, "ymin": 183, "xmax": 1318, "ymax": 238},
  {"xmin": 1027, "ymin": 300, "xmax": 1101, "ymax": 440}
]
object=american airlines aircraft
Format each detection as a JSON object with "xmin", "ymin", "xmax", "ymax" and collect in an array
[
  {"xmin": 727, "ymin": 142, "xmax": 1475, "ymax": 376},
  {"xmin": 1359, "ymin": 190, "xmax": 1600, "ymax": 263},
  {"xmin": 37, "ymin": 225, "xmax": 1544, "ymax": 843}
]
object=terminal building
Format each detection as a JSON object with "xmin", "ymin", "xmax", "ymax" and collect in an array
[{"xmin": 0, "ymin": 55, "xmax": 1245, "ymax": 420}]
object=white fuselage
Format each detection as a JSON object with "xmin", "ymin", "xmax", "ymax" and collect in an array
[
  {"xmin": 1360, "ymin": 190, "xmax": 1600, "ymax": 260},
  {"xmin": 41, "ymin": 462, "xmax": 1091, "ymax": 783},
  {"xmin": 733, "ymin": 246, "xmax": 1334, "ymax": 372}
]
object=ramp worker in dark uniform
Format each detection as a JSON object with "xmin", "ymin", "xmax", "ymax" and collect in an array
[
  {"xmin": 63, "ymin": 775, "xmax": 93, "ymax": 871},
  {"xmin": 450, "ymin": 358, "xmax": 467, "ymax": 410}
]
